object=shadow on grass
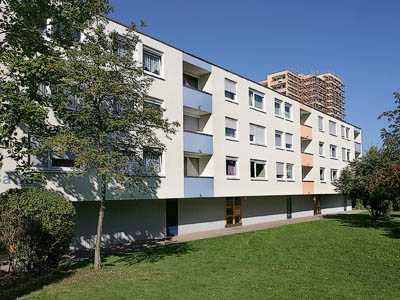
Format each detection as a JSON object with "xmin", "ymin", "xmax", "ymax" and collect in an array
[
  {"xmin": 0, "ymin": 240, "xmax": 192, "ymax": 300},
  {"xmin": 324, "ymin": 212, "xmax": 400, "ymax": 239}
]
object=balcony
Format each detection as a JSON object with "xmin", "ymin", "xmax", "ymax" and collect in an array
[
  {"xmin": 184, "ymin": 176, "xmax": 214, "ymax": 198},
  {"xmin": 184, "ymin": 131, "xmax": 213, "ymax": 155},
  {"xmin": 301, "ymin": 153, "xmax": 313, "ymax": 168},
  {"xmin": 183, "ymin": 86, "xmax": 212, "ymax": 114},
  {"xmin": 300, "ymin": 125, "xmax": 313, "ymax": 140},
  {"xmin": 355, "ymin": 142, "xmax": 362, "ymax": 154},
  {"xmin": 302, "ymin": 180, "xmax": 314, "ymax": 195}
]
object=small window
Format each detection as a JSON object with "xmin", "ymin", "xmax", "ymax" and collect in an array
[
  {"xmin": 329, "ymin": 120, "xmax": 337, "ymax": 136},
  {"xmin": 330, "ymin": 169, "xmax": 338, "ymax": 181},
  {"xmin": 342, "ymin": 147, "xmax": 346, "ymax": 161},
  {"xmin": 249, "ymin": 89, "xmax": 264, "ymax": 110},
  {"xmin": 318, "ymin": 116, "xmax": 324, "ymax": 132},
  {"xmin": 320, "ymin": 167, "xmax": 325, "ymax": 182},
  {"xmin": 276, "ymin": 162, "xmax": 284, "ymax": 179},
  {"xmin": 143, "ymin": 47, "xmax": 162, "ymax": 76},
  {"xmin": 330, "ymin": 144, "xmax": 337, "ymax": 159},
  {"xmin": 225, "ymin": 117, "xmax": 238, "ymax": 139},
  {"xmin": 225, "ymin": 78, "xmax": 237, "ymax": 101},
  {"xmin": 226, "ymin": 157, "xmax": 238, "ymax": 178},
  {"xmin": 250, "ymin": 160, "xmax": 266, "ymax": 179},
  {"xmin": 346, "ymin": 149, "xmax": 351, "ymax": 161},
  {"xmin": 144, "ymin": 98, "xmax": 163, "ymax": 113},
  {"xmin": 285, "ymin": 133, "xmax": 293, "ymax": 150},
  {"xmin": 319, "ymin": 141, "xmax": 324, "ymax": 156},
  {"xmin": 249, "ymin": 124, "xmax": 265, "ymax": 145},
  {"xmin": 341, "ymin": 125, "xmax": 345, "ymax": 138},
  {"xmin": 286, "ymin": 163, "xmax": 294, "ymax": 180},
  {"xmin": 275, "ymin": 130, "xmax": 283, "ymax": 148},
  {"xmin": 274, "ymin": 99, "xmax": 282, "ymax": 116},
  {"xmin": 284, "ymin": 103, "xmax": 292, "ymax": 120},
  {"xmin": 345, "ymin": 127, "xmax": 350, "ymax": 139},
  {"xmin": 183, "ymin": 73, "xmax": 199, "ymax": 89}
]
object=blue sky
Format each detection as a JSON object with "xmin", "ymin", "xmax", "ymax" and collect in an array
[{"xmin": 109, "ymin": 0, "xmax": 400, "ymax": 149}]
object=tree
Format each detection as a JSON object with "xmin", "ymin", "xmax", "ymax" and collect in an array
[
  {"xmin": 379, "ymin": 92, "xmax": 400, "ymax": 152},
  {"xmin": 42, "ymin": 20, "xmax": 178, "ymax": 269},
  {"xmin": 0, "ymin": 0, "xmax": 111, "ymax": 173}
]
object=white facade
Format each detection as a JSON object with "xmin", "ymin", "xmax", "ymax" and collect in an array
[{"xmin": 0, "ymin": 19, "xmax": 362, "ymax": 247}]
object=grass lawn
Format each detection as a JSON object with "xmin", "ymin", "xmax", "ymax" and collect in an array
[{"xmin": 3, "ymin": 213, "xmax": 400, "ymax": 299}]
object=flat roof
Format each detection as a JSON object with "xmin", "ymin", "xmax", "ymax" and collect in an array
[{"xmin": 106, "ymin": 16, "xmax": 361, "ymax": 130}]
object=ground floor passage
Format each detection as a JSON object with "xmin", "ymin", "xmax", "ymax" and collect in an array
[{"xmin": 72, "ymin": 194, "xmax": 351, "ymax": 249}]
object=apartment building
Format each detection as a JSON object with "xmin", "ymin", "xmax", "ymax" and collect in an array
[
  {"xmin": 261, "ymin": 70, "xmax": 345, "ymax": 120},
  {"xmin": 0, "ymin": 19, "xmax": 362, "ymax": 248}
]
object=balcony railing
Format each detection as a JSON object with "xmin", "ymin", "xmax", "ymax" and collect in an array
[
  {"xmin": 355, "ymin": 142, "xmax": 362, "ymax": 153},
  {"xmin": 300, "ymin": 125, "xmax": 313, "ymax": 140},
  {"xmin": 183, "ymin": 86, "xmax": 212, "ymax": 114},
  {"xmin": 184, "ymin": 176, "xmax": 214, "ymax": 198},
  {"xmin": 301, "ymin": 153, "xmax": 313, "ymax": 168},
  {"xmin": 184, "ymin": 130, "xmax": 213, "ymax": 155},
  {"xmin": 302, "ymin": 180, "xmax": 314, "ymax": 195}
]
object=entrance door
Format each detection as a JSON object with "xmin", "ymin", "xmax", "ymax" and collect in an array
[
  {"xmin": 166, "ymin": 199, "xmax": 178, "ymax": 237},
  {"xmin": 226, "ymin": 197, "xmax": 242, "ymax": 227},
  {"xmin": 286, "ymin": 197, "xmax": 292, "ymax": 219},
  {"xmin": 314, "ymin": 196, "xmax": 321, "ymax": 215}
]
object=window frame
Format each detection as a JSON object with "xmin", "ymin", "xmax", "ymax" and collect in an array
[
  {"xmin": 275, "ymin": 130, "xmax": 283, "ymax": 149},
  {"xmin": 329, "ymin": 120, "xmax": 337, "ymax": 136},
  {"xmin": 318, "ymin": 116, "xmax": 324, "ymax": 132},
  {"xmin": 224, "ymin": 78, "xmax": 237, "ymax": 103},
  {"xmin": 249, "ymin": 123, "xmax": 266, "ymax": 146},
  {"xmin": 320, "ymin": 167, "xmax": 326, "ymax": 182},
  {"xmin": 248, "ymin": 89, "xmax": 265, "ymax": 111},
  {"xmin": 284, "ymin": 102, "xmax": 293, "ymax": 120},
  {"xmin": 143, "ymin": 46, "xmax": 163, "ymax": 78},
  {"xmin": 319, "ymin": 141, "xmax": 325, "ymax": 157},
  {"xmin": 286, "ymin": 163, "xmax": 294, "ymax": 181},
  {"xmin": 250, "ymin": 159, "xmax": 267, "ymax": 180},
  {"xmin": 330, "ymin": 144, "xmax": 337, "ymax": 159},
  {"xmin": 274, "ymin": 99, "xmax": 283, "ymax": 117},
  {"xmin": 330, "ymin": 168, "xmax": 338, "ymax": 182},
  {"xmin": 226, "ymin": 156, "xmax": 239, "ymax": 179},
  {"xmin": 225, "ymin": 117, "xmax": 239, "ymax": 140},
  {"xmin": 285, "ymin": 133, "xmax": 293, "ymax": 151}
]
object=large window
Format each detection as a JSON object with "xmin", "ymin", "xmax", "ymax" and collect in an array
[
  {"xmin": 226, "ymin": 157, "xmax": 238, "ymax": 178},
  {"xmin": 284, "ymin": 103, "xmax": 292, "ymax": 120},
  {"xmin": 249, "ymin": 124, "xmax": 265, "ymax": 145},
  {"xmin": 285, "ymin": 133, "xmax": 293, "ymax": 150},
  {"xmin": 250, "ymin": 160, "xmax": 266, "ymax": 179},
  {"xmin": 143, "ymin": 150, "xmax": 162, "ymax": 174},
  {"xmin": 275, "ymin": 130, "xmax": 283, "ymax": 148},
  {"xmin": 249, "ymin": 90, "xmax": 264, "ymax": 110},
  {"xmin": 276, "ymin": 162, "xmax": 294, "ymax": 181},
  {"xmin": 330, "ymin": 144, "xmax": 337, "ymax": 159},
  {"xmin": 143, "ymin": 47, "xmax": 162, "ymax": 76},
  {"xmin": 329, "ymin": 120, "xmax": 337, "ymax": 136},
  {"xmin": 274, "ymin": 99, "xmax": 282, "ymax": 116},
  {"xmin": 225, "ymin": 78, "xmax": 237, "ymax": 101},
  {"xmin": 225, "ymin": 117, "xmax": 238, "ymax": 139},
  {"xmin": 318, "ymin": 116, "xmax": 324, "ymax": 132}
]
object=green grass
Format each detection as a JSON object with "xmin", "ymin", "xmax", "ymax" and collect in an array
[{"xmin": 5, "ymin": 213, "xmax": 400, "ymax": 299}]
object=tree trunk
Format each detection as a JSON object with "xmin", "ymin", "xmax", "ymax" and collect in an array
[{"xmin": 94, "ymin": 178, "xmax": 106, "ymax": 270}]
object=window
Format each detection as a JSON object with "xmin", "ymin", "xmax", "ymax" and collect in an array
[
  {"xmin": 143, "ymin": 47, "xmax": 162, "ymax": 76},
  {"xmin": 183, "ymin": 73, "xmax": 199, "ymax": 89},
  {"xmin": 276, "ymin": 162, "xmax": 284, "ymax": 179},
  {"xmin": 319, "ymin": 141, "xmax": 324, "ymax": 156},
  {"xmin": 345, "ymin": 127, "xmax": 350, "ymax": 139},
  {"xmin": 275, "ymin": 130, "xmax": 283, "ymax": 148},
  {"xmin": 249, "ymin": 124, "xmax": 265, "ymax": 145},
  {"xmin": 250, "ymin": 160, "xmax": 266, "ymax": 179},
  {"xmin": 226, "ymin": 157, "xmax": 238, "ymax": 178},
  {"xmin": 285, "ymin": 133, "xmax": 293, "ymax": 150},
  {"xmin": 286, "ymin": 163, "xmax": 294, "ymax": 180},
  {"xmin": 249, "ymin": 90, "xmax": 264, "ymax": 110},
  {"xmin": 225, "ymin": 117, "xmax": 238, "ymax": 139},
  {"xmin": 329, "ymin": 120, "xmax": 337, "ymax": 136},
  {"xmin": 184, "ymin": 157, "xmax": 200, "ymax": 176},
  {"xmin": 318, "ymin": 116, "xmax": 324, "ymax": 132},
  {"xmin": 143, "ymin": 150, "xmax": 162, "ymax": 174},
  {"xmin": 330, "ymin": 144, "xmax": 337, "ymax": 159},
  {"xmin": 225, "ymin": 78, "xmax": 237, "ymax": 101},
  {"xmin": 342, "ymin": 147, "xmax": 346, "ymax": 161},
  {"xmin": 183, "ymin": 115, "xmax": 199, "ymax": 131},
  {"xmin": 341, "ymin": 125, "xmax": 345, "ymax": 138},
  {"xmin": 320, "ymin": 167, "xmax": 325, "ymax": 182},
  {"xmin": 346, "ymin": 149, "xmax": 351, "ymax": 161},
  {"xmin": 51, "ymin": 155, "xmax": 75, "ymax": 168},
  {"xmin": 274, "ymin": 99, "xmax": 282, "ymax": 116},
  {"xmin": 330, "ymin": 169, "xmax": 338, "ymax": 182},
  {"xmin": 144, "ymin": 98, "xmax": 163, "ymax": 113},
  {"xmin": 284, "ymin": 103, "xmax": 292, "ymax": 120}
]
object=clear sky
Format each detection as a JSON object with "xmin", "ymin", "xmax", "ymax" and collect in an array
[{"xmin": 109, "ymin": 0, "xmax": 400, "ymax": 149}]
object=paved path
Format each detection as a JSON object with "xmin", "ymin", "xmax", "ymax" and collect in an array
[{"xmin": 172, "ymin": 210, "xmax": 365, "ymax": 243}]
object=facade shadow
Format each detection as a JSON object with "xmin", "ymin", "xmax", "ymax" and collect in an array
[{"xmin": 323, "ymin": 213, "xmax": 400, "ymax": 239}]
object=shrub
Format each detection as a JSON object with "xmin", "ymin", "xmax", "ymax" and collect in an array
[{"xmin": 0, "ymin": 188, "xmax": 75, "ymax": 273}]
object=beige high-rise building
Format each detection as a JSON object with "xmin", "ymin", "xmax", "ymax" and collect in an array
[{"xmin": 260, "ymin": 70, "xmax": 345, "ymax": 120}]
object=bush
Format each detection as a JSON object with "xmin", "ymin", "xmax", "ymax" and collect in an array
[{"xmin": 0, "ymin": 188, "xmax": 75, "ymax": 273}]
